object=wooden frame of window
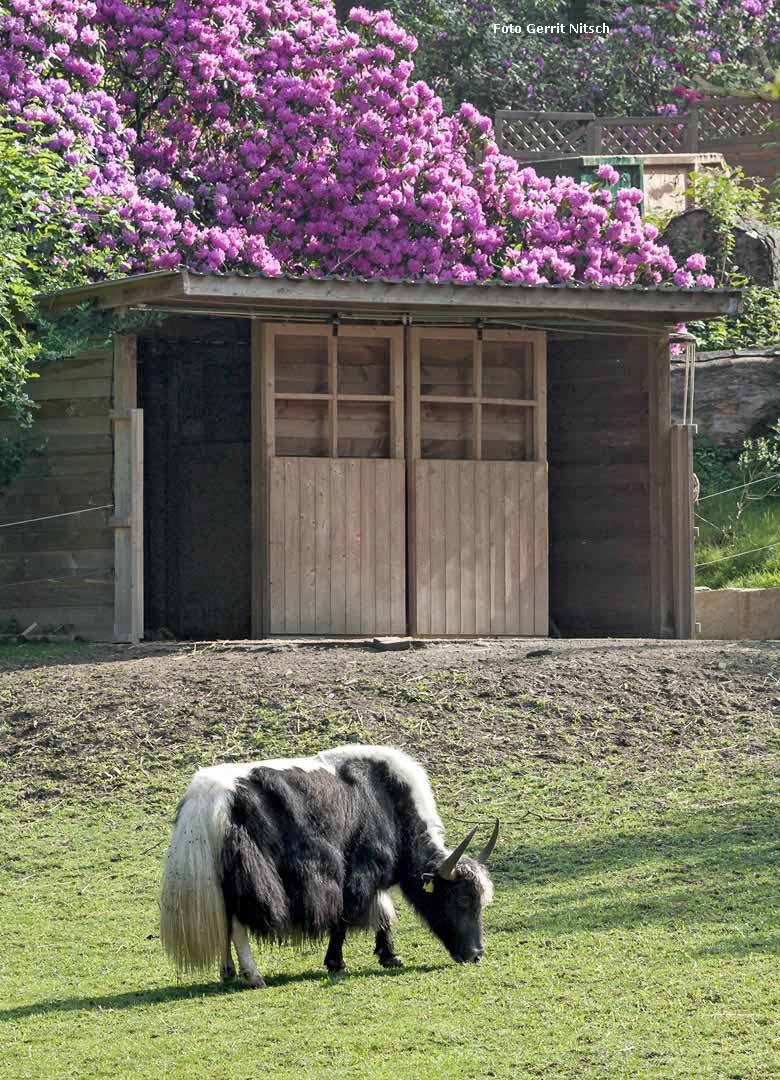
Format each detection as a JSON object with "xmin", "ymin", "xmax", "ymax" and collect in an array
[{"xmin": 407, "ymin": 328, "xmax": 547, "ymax": 463}]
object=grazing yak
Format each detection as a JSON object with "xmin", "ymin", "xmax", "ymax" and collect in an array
[{"xmin": 159, "ymin": 744, "xmax": 498, "ymax": 986}]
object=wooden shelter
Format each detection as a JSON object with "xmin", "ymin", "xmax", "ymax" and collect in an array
[{"xmin": 1, "ymin": 271, "xmax": 740, "ymax": 641}]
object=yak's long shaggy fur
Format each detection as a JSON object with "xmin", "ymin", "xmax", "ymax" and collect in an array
[{"xmin": 159, "ymin": 746, "xmax": 493, "ymax": 974}]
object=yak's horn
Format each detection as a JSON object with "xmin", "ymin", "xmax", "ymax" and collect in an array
[
  {"xmin": 436, "ymin": 824, "xmax": 479, "ymax": 880},
  {"xmin": 477, "ymin": 818, "xmax": 500, "ymax": 865}
]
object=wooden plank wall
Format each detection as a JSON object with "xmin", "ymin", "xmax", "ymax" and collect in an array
[
  {"xmin": 0, "ymin": 349, "xmax": 115, "ymax": 638},
  {"xmin": 268, "ymin": 457, "xmax": 405, "ymax": 635},
  {"xmin": 412, "ymin": 460, "xmax": 547, "ymax": 636},
  {"xmin": 547, "ymin": 336, "xmax": 656, "ymax": 637}
]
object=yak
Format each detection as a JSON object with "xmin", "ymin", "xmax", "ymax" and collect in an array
[{"xmin": 159, "ymin": 744, "xmax": 498, "ymax": 986}]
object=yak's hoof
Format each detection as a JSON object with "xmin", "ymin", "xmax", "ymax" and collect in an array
[
  {"xmin": 379, "ymin": 955, "xmax": 404, "ymax": 969},
  {"xmin": 325, "ymin": 962, "xmax": 347, "ymax": 975},
  {"xmin": 220, "ymin": 962, "xmax": 237, "ymax": 983},
  {"xmin": 241, "ymin": 971, "xmax": 267, "ymax": 989}
]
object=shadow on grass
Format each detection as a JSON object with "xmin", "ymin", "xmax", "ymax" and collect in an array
[
  {"xmin": 492, "ymin": 798, "xmax": 779, "ymax": 951},
  {"xmin": 692, "ymin": 934, "xmax": 780, "ymax": 957},
  {"xmin": 0, "ymin": 964, "xmax": 447, "ymax": 1022}
]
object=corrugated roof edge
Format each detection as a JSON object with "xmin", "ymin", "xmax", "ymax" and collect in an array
[{"xmin": 37, "ymin": 266, "xmax": 742, "ymax": 302}]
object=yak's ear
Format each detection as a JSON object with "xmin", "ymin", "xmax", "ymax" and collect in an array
[
  {"xmin": 436, "ymin": 825, "xmax": 479, "ymax": 880},
  {"xmin": 476, "ymin": 819, "xmax": 500, "ymax": 865}
]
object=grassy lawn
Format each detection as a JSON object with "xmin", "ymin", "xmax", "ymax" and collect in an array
[
  {"xmin": 695, "ymin": 486, "xmax": 780, "ymax": 590},
  {"xmin": 2, "ymin": 642, "xmax": 779, "ymax": 1079}
]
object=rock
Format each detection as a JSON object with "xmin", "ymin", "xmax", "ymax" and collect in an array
[
  {"xmin": 371, "ymin": 637, "xmax": 422, "ymax": 651},
  {"xmin": 661, "ymin": 208, "xmax": 780, "ymax": 288},
  {"xmin": 672, "ymin": 348, "xmax": 780, "ymax": 449}
]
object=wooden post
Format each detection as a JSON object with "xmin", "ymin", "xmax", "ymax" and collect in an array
[
  {"xmin": 589, "ymin": 119, "xmax": 602, "ymax": 153},
  {"xmin": 111, "ymin": 335, "xmax": 143, "ymax": 643},
  {"xmin": 685, "ymin": 108, "xmax": 699, "ymax": 152},
  {"xmin": 251, "ymin": 319, "xmax": 273, "ymax": 638},
  {"xmin": 647, "ymin": 334, "xmax": 674, "ymax": 637},
  {"xmin": 406, "ymin": 326, "xmax": 420, "ymax": 634},
  {"xmin": 390, "ymin": 327, "xmax": 405, "ymax": 460},
  {"xmin": 671, "ymin": 423, "xmax": 696, "ymax": 639},
  {"xmin": 532, "ymin": 331, "xmax": 547, "ymax": 463}
]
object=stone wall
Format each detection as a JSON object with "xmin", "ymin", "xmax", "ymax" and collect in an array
[{"xmin": 672, "ymin": 347, "xmax": 780, "ymax": 450}]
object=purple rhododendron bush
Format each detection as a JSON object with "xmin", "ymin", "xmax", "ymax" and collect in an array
[{"xmin": 0, "ymin": 0, "xmax": 713, "ymax": 286}]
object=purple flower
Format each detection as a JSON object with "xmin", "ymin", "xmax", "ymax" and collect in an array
[
  {"xmin": 686, "ymin": 252, "xmax": 707, "ymax": 271},
  {"xmin": 596, "ymin": 163, "xmax": 620, "ymax": 185}
]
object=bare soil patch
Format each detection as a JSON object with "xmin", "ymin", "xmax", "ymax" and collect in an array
[{"xmin": 1, "ymin": 637, "xmax": 778, "ymax": 803}]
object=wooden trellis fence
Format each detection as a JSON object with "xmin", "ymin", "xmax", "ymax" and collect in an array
[{"xmin": 495, "ymin": 98, "xmax": 779, "ymax": 189}]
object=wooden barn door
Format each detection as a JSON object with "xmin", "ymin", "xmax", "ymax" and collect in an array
[
  {"xmin": 257, "ymin": 324, "xmax": 406, "ymax": 636},
  {"xmin": 408, "ymin": 329, "xmax": 548, "ymax": 636}
]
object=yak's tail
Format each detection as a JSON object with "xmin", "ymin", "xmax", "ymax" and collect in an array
[{"xmin": 159, "ymin": 768, "xmax": 234, "ymax": 972}]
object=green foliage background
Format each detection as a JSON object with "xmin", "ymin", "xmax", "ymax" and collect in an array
[{"xmin": 0, "ymin": 123, "xmax": 122, "ymax": 490}]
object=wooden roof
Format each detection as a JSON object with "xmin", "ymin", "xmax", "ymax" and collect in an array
[{"xmin": 39, "ymin": 269, "xmax": 741, "ymax": 330}]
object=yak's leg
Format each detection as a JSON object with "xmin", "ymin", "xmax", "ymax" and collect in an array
[
  {"xmin": 374, "ymin": 926, "xmax": 403, "ymax": 969},
  {"xmin": 324, "ymin": 923, "xmax": 347, "ymax": 973},
  {"xmin": 220, "ymin": 927, "xmax": 236, "ymax": 983},
  {"xmin": 232, "ymin": 919, "xmax": 266, "ymax": 989}
]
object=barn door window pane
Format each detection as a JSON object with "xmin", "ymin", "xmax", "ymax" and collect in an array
[
  {"xmin": 482, "ymin": 404, "xmax": 535, "ymax": 461},
  {"xmin": 421, "ymin": 402, "xmax": 474, "ymax": 459},
  {"xmin": 337, "ymin": 400, "xmax": 390, "ymax": 458},
  {"xmin": 482, "ymin": 340, "xmax": 534, "ymax": 401},
  {"xmin": 338, "ymin": 337, "xmax": 390, "ymax": 397},
  {"xmin": 275, "ymin": 399, "xmax": 329, "ymax": 456},
  {"xmin": 275, "ymin": 334, "xmax": 329, "ymax": 395},
  {"xmin": 420, "ymin": 337, "xmax": 473, "ymax": 397}
]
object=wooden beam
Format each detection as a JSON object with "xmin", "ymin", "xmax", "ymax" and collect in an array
[
  {"xmin": 406, "ymin": 326, "xmax": 420, "ymax": 633},
  {"xmin": 533, "ymin": 331, "xmax": 547, "ymax": 463},
  {"xmin": 328, "ymin": 331, "xmax": 338, "ymax": 457},
  {"xmin": 647, "ymin": 334, "xmax": 674, "ymax": 637},
  {"xmin": 111, "ymin": 334, "xmax": 142, "ymax": 643},
  {"xmin": 390, "ymin": 326, "xmax": 405, "ymax": 461},
  {"xmin": 251, "ymin": 320, "xmax": 278, "ymax": 638},
  {"xmin": 671, "ymin": 424, "xmax": 696, "ymax": 639},
  {"xmin": 473, "ymin": 336, "xmax": 482, "ymax": 462}
]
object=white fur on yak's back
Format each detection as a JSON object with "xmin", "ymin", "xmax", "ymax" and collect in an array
[{"xmin": 159, "ymin": 764, "xmax": 248, "ymax": 972}]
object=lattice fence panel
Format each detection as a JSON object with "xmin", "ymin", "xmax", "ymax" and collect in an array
[
  {"xmin": 496, "ymin": 111, "xmax": 595, "ymax": 158},
  {"xmin": 495, "ymin": 99, "xmax": 775, "ymax": 160},
  {"xmin": 600, "ymin": 120, "xmax": 688, "ymax": 155},
  {"xmin": 698, "ymin": 99, "xmax": 775, "ymax": 143}
]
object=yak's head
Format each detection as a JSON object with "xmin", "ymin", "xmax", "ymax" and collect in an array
[{"xmin": 418, "ymin": 820, "xmax": 498, "ymax": 965}]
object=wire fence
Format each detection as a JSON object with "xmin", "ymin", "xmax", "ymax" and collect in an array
[
  {"xmin": 0, "ymin": 504, "xmax": 113, "ymax": 530},
  {"xmin": 695, "ymin": 540, "xmax": 780, "ymax": 569},
  {"xmin": 0, "ymin": 568, "xmax": 113, "ymax": 590},
  {"xmin": 698, "ymin": 472, "xmax": 780, "ymax": 503}
]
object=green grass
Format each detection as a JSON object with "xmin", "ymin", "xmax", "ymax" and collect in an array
[
  {"xmin": 2, "ymin": 646, "xmax": 780, "ymax": 1079},
  {"xmin": 696, "ymin": 490, "xmax": 780, "ymax": 589}
]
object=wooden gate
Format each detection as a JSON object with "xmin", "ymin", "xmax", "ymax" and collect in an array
[
  {"xmin": 256, "ymin": 323, "xmax": 406, "ymax": 635},
  {"xmin": 407, "ymin": 329, "xmax": 548, "ymax": 636}
]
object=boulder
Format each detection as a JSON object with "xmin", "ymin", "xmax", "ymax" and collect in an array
[
  {"xmin": 672, "ymin": 347, "xmax": 780, "ymax": 449},
  {"xmin": 661, "ymin": 208, "xmax": 780, "ymax": 288}
]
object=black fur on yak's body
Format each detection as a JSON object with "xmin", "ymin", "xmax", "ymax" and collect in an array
[
  {"xmin": 222, "ymin": 760, "xmax": 399, "ymax": 942},
  {"xmin": 159, "ymin": 746, "xmax": 496, "ymax": 983}
]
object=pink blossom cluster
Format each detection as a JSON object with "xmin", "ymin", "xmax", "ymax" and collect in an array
[{"xmin": 0, "ymin": 0, "xmax": 713, "ymax": 287}]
